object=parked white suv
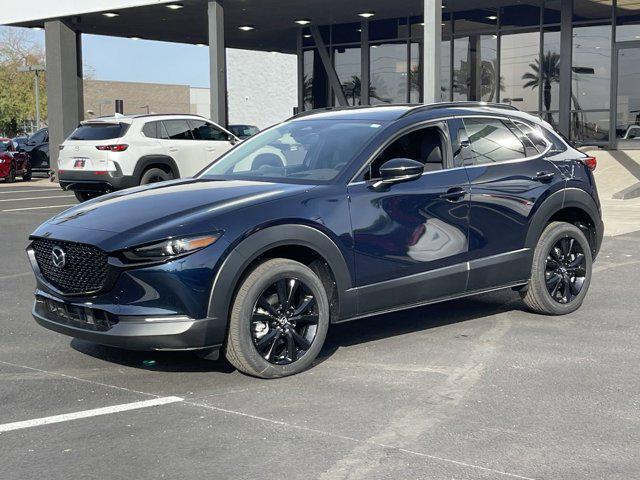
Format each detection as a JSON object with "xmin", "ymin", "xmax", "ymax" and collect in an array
[{"xmin": 58, "ymin": 114, "xmax": 238, "ymax": 201}]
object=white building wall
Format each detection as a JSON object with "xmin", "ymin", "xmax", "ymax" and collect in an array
[{"xmin": 190, "ymin": 49, "xmax": 297, "ymax": 130}]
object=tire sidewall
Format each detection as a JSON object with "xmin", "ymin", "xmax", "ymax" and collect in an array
[
  {"xmin": 140, "ymin": 168, "xmax": 171, "ymax": 185},
  {"xmin": 229, "ymin": 260, "xmax": 330, "ymax": 378},
  {"xmin": 533, "ymin": 223, "xmax": 593, "ymax": 314}
]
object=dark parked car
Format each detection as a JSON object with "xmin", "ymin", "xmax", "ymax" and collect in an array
[
  {"xmin": 21, "ymin": 127, "xmax": 49, "ymax": 172},
  {"xmin": 0, "ymin": 138, "xmax": 31, "ymax": 182},
  {"xmin": 228, "ymin": 124, "xmax": 259, "ymax": 139},
  {"xmin": 27, "ymin": 103, "xmax": 603, "ymax": 378},
  {"xmin": 12, "ymin": 136, "xmax": 29, "ymax": 150}
]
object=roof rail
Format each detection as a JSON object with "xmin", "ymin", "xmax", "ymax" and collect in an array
[
  {"xmin": 288, "ymin": 103, "xmax": 415, "ymax": 121},
  {"xmin": 401, "ymin": 101, "xmax": 519, "ymax": 118}
]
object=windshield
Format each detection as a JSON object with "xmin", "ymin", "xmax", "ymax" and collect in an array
[
  {"xmin": 200, "ymin": 119, "xmax": 384, "ymax": 184},
  {"xmin": 69, "ymin": 123, "xmax": 129, "ymax": 141}
]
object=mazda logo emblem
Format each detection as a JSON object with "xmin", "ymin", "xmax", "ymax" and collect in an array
[{"xmin": 51, "ymin": 246, "xmax": 67, "ymax": 268}]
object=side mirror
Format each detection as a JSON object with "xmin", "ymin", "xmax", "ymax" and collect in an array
[
  {"xmin": 229, "ymin": 136, "xmax": 238, "ymax": 145},
  {"xmin": 372, "ymin": 158, "xmax": 424, "ymax": 190}
]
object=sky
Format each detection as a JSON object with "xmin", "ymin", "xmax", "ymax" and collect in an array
[{"xmin": 3, "ymin": 26, "xmax": 212, "ymax": 88}]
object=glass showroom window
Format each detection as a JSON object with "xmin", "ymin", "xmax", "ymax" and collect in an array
[
  {"xmin": 303, "ymin": 50, "xmax": 315, "ymax": 111},
  {"xmin": 617, "ymin": 0, "xmax": 640, "ymax": 42},
  {"xmin": 334, "ymin": 46, "xmax": 362, "ymax": 106},
  {"xmin": 410, "ymin": 42, "xmax": 422, "ymax": 103},
  {"xmin": 572, "ymin": 24, "xmax": 612, "ymax": 143},
  {"xmin": 370, "ymin": 43, "xmax": 409, "ymax": 104},
  {"xmin": 501, "ymin": 31, "xmax": 540, "ymax": 112},
  {"xmin": 452, "ymin": 34, "xmax": 498, "ymax": 102},
  {"xmin": 541, "ymin": 27, "xmax": 561, "ymax": 121}
]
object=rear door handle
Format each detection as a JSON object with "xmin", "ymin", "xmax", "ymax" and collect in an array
[
  {"xmin": 440, "ymin": 187, "xmax": 467, "ymax": 202},
  {"xmin": 168, "ymin": 147, "xmax": 179, "ymax": 152},
  {"xmin": 534, "ymin": 171, "xmax": 555, "ymax": 182}
]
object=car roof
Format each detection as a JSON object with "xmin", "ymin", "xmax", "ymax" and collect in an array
[
  {"xmin": 81, "ymin": 113, "xmax": 211, "ymax": 125},
  {"xmin": 289, "ymin": 102, "xmax": 521, "ymax": 123}
]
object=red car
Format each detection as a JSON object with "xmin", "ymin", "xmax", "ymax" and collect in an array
[{"xmin": 0, "ymin": 138, "xmax": 31, "ymax": 182}]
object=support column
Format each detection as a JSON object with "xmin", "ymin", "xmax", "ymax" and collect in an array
[
  {"xmin": 559, "ymin": 0, "xmax": 573, "ymax": 137},
  {"xmin": 423, "ymin": 0, "xmax": 442, "ymax": 104},
  {"xmin": 45, "ymin": 20, "xmax": 83, "ymax": 177},
  {"xmin": 208, "ymin": 0, "xmax": 227, "ymax": 126},
  {"xmin": 297, "ymin": 29, "xmax": 304, "ymax": 112},
  {"xmin": 360, "ymin": 20, "xmax": 370, "ymax": 105},
  {"xmin": 310, "ymin": 25, "xmax": 348, "ymax": 107}
]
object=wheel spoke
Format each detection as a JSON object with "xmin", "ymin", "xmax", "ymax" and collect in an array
[
  {"xmin": 546, "ymin": 257, "xmax": 560, "ymax": 270},
  {"xmin": 257, "ymin": 297, "xmax": 278, "ymax": 317},
  {"xmin": 560, "ymin": 237, "xmax": 571, "ymax": 256},
  {"xmin": 550, "ymin": 247, "xmax": 562, "ymax": 262},
  {"xmin": 255, "ymin": 329, "xmax": 278, "ymax": 351},
  {"xmin": 569, "ymin": 279, "xmax": 581, "ymax": 296},
  {"xmin": 293, "ymin": 295, "xmax": 316, "ymax": 316},
  {"xmin": 253, "ymin": 312, "xmax": 273, "ymax": 323},
  {"xmin": 276, "ymin": 279, "xmax": 288, "ymax": 308},
  {"xmin": 285, "ymin": 331, "xmax": 296, "ymax": 361},
  {"xmin": 290, "ymin": 329, "xmax": 312, "ymax": 350},
  {"xmin": 551, "ymin": 278, "xmax": 562, "ymax": 297},
  {"xmin": 561, "ymin": 279, "xmax": 571, "ymax": 303},
  {"xmin": 286, "ymin": 279, "xmax": 299, "ymax": 310},
  {"xmin": 567, "ymin": 253, "xmax": 585, "ymax": 269},
  {"xmin": 291, "ymin": 314, "xmax": 319, "ymax": 326},
  {"xmin": 264, "ymin": 331, "xmax": 282, "ymax": 361},
  {"xmin": 546, "ymin": 273, "xmax": 561, "ymax": 288}
]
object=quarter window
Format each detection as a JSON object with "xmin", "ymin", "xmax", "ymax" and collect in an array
[
  {"xmin": 163, "ymin": 120, "xmax": 193, "ymax": 140},
  {"xmin": 514, "ymin": 121, "xmax": 549, "ymax": 153},
  {"xmin": 142, "ymin": 122, "xmax": 157, "ymax": 138},
  {"xmin": 463, "ymin": 118, "xmax": 526, "ymax": 164}
]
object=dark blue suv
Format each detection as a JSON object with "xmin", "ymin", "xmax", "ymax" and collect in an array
[{"xmin": 27, "ymin": 103, "xmax": 603, "ymax": 378}]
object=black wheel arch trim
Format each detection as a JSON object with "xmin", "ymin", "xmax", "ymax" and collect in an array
[
  {"xmin": 525, "ymin": 188, "xmax": 603, "ymax": 259},
  {"xmin": 133, "ymin": 155, "xmax": 180, "ymax": 183},
  {"xmin": 206, "ymin": 224, "xmax": 356, "ymax": 336}
]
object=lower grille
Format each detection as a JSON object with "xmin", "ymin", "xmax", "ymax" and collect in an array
[{"xmin": 31, "ymin": 238, "xmax": 109, "ymax": 295}]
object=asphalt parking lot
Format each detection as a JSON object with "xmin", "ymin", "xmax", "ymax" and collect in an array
[{"xmin": 1, "ymin": 183, "xmax": 639, "ymax": 480}]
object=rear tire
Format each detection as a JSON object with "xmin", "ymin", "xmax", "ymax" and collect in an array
[
  {"xmin": 74, "ymin": 191, "xmax": 100, "ymax": 202},
  {"xmin": 520, "ymin": 221, "xmax": 592, "ymax": 315},
  {"xmin": 225, "ymin": 258, "xmax": 330, "ymax": 378},
  {"xmin": 22, "ymin": 167, "xmax": 32, "ymax": 181},
  {"xmin": 5, "ymin": 164, "xmax": 16, "ymax": 183},
  {"xmin": 140, "ymin": 167, "xmax": 173, "ymax": 185}
]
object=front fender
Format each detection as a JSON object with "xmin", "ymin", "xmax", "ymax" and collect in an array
[{"xmin": 206, "ymin": 224, "xmax": 356, "ymax": 337}]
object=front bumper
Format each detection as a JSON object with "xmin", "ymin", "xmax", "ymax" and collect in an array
[
  {"xmin": 32, "ymin": 292, "xmax": 222, "ymax": 353},
  {"xmin": 59, "ymin": 170, "xmax": 137, "ymax": 193}
]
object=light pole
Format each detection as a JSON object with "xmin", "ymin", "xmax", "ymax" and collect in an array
[{"xmin": 17, "ymin": 64, "xmax": 46, "ymax": 133}]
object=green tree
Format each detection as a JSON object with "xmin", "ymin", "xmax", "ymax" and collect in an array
[
  {"xmin": 522, "ymin": 51, "xmax": 561, "ymax": 123},
  {"xmin": 0, "ymin": 28, "xmax": 47, "ymax": 136}
]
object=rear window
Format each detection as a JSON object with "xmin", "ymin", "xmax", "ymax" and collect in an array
[{"xmin": 69, "ymin": 123, "xmax": 129, "ymax": 141}]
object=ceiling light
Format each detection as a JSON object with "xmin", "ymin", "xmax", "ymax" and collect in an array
[
  {"xmin": 358, "ymin": 11, "xmax": 375, "ymax": 18},
  {"xmin": 31, "ymin": 27, "xmax": 43, "ymax": 31},
  {"xmin": 294, "ymin": 19, "xmax": 311, "ymax": 25},
  {"xmin": 165, "ymin": 3, "xmax": 183, "ymax": 9},
  {"xmin": 196, "ymin": 43, "xmax": 206, "ymax": 47},
  {"xmin": 102, "ymin": 12, "xmax": 119, "ymax": 18},
  {"xmin": 303, "ymin": 34, "xmax": 312, "ymax": 38},
  {"xmin": 238, "ymin": 25, "xmax": 255, "ymax": 31},
  {"xmin": 487, "ymin": 15, "xmax": 498, "ymax": 20},
  {"xmin": 130, "ymin": 36, "xmax": 140, "ymax": 40}
]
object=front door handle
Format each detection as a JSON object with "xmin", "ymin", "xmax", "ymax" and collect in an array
[
  {"xmin": 534, "ymin": 171, "xmax": 555, "ymax": 182},
  {"xmin": 440, "ymin": 187, "xmax": 467, "ymax": 202}
]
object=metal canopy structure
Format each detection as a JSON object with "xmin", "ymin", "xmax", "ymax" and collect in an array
[{"xmin": 6, "ymin": 0, "xmax": 429, "ymax": 53}]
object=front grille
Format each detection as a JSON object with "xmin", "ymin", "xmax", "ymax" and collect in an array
[{"xmin": 31, "ymin": 238, "xmax": 109, "ymax": 295}]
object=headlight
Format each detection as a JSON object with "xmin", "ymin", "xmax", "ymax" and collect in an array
[{"xmin": 122, "ymin": 234, "xmax": 221, "ymax": 263}]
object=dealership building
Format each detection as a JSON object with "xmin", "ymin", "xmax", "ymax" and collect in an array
[{"xmin": 2, "ymin": 0, "xmax": 640, "ymax": 166}]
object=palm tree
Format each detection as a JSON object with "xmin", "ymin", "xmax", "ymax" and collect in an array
[{"xmin": 522, "ymin": 51, "xmax": 561, "ymax": 123}]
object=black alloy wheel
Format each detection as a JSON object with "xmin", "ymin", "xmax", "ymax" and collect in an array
[
  {"xmin": 251, "ymin": 278, "xmax": 319, "ymax": 365},
  {"xmin": 544, "ymin": 236, "xmax": 587, "ymax": 304}
]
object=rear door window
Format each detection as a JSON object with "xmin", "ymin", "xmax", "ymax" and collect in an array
[
  {"xmin": 462, "ymin": 118, "xmax": 526, "ymax": 165},
  {"xmin": 163, "ymin": 120, "xmax": 193, "ymax": 140},
  {"xmin": 69, "ymin": 123, "xmax": 128, "ymax": 140}
]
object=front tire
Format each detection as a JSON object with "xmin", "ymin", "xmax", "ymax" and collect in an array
[
  {"xmin": 22, "ymin": 166, "xmax": 32, "ymax": 181},
  {"xmin": 520, "ymin": 221, "xmax": 592, "ymax": 315},
  {"xmin": 225, "ymin": 258, "xmax": 330, "ymax": 378}
]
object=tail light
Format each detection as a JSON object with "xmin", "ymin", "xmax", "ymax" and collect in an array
[
  {"xmin": 96, "ymin": 144, "xmax": 128, "ymax": 152},
  {"xmin": 581, "ymin": 156, "xmax": 597, "ymax": 171}
]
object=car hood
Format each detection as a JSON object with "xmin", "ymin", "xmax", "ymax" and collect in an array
[{"xmin": 35, "ymin": 179, "xmax": 312, "ymax": 249}]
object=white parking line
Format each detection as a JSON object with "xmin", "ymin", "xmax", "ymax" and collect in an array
[
  {"xmin": 1, "ymin": 204, "xmax": 75, "ymax": 212},
  {"xmin": 0, "ymin": 195, "xmax": 74, "ymax": 203},
  {"xmin": 0, "ymin": 188, "xmax": 61, "ymax": 194},
  {"xmin": 0, "ymin": 396, "xmax": 184, "ymax": 433}
]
